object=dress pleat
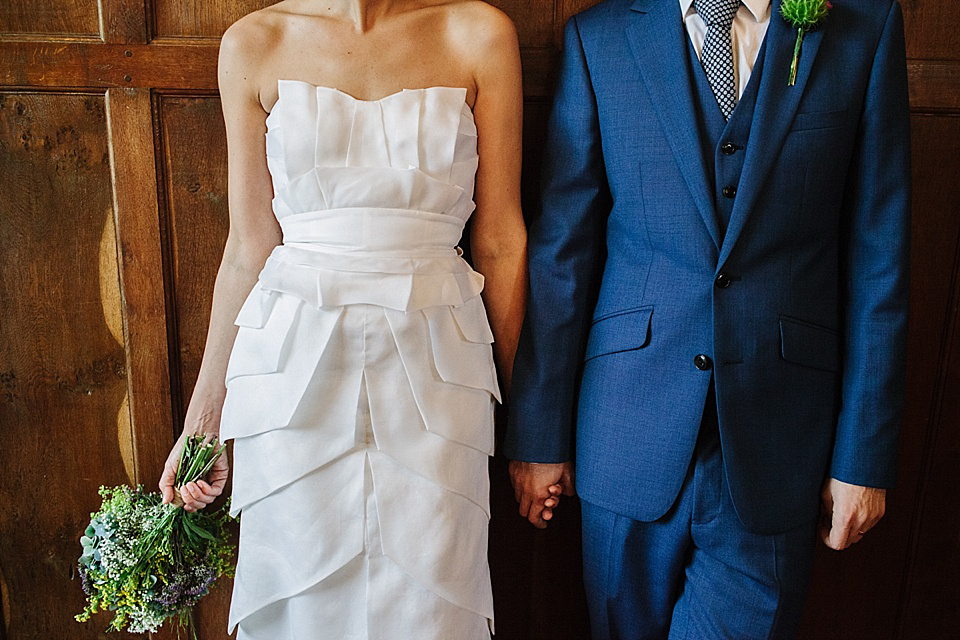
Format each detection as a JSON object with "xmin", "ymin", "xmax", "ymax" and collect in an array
[{"xmin": 220, "ymin": 81, "xmax": 495, "ymax": 639}]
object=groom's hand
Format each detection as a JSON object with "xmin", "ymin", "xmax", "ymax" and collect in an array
[
  {"xmin": 819, "ymin": 478, "xmax": 886, "ymax": 550},
  {"xmin": 509, "ymin": 461, "xmax": 575, "ymax": 529}
]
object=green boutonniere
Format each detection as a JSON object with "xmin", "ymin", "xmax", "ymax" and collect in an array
[{"xmin": 780, "ymin": 0, "xmax": 832, "ymax": 86}]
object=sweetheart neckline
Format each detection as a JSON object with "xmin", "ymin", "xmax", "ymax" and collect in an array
[{"xmin": 266, "ymin": 79, "xmax": 474, "ymax": 122}]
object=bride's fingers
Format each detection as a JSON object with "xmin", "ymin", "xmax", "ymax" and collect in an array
[
  {"xmin": 159, "ymin": 464, "xmax": 177, "ymax": 504},
  {"xmin": 196, "ymin": 479, "xmax": 223, "ymax": 497},
  {"xmin": 191, "ymin": 484, "xmax": 216, "ymax": 505},
  {"xmin": 182, "ymin": 482, "xmax": 215, "ymax": 510},
  {"xmin": 179, "ymin": 486, "xmax": 198, "ymax": 511}
]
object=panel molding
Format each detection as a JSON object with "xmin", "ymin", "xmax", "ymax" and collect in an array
[{"xmin": 0, "ymin": 42, "xmax": 218, "ymax": 89}]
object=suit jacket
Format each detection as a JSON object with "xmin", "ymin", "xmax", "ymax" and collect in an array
[{"xmin": 505, "ymin": 0, "xmax": 911, "ymax": 534}]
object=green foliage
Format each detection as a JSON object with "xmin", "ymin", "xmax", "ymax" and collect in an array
[
  {"xmin": 76, "ymin": 436, "xmax": 236, "ymax": 635},
  {"xmin": 780, "ymin": 0, "xmax": 831, "ymax": 31}
]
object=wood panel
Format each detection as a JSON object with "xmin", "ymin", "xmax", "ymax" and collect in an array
[
  {"xmin": 157, "ymin": 94, "xmax": 229, "ymax": 411},
  {"xmin": 152, "ymin": 0, "xmax": 280, "ymax": 39},
  {"xmin": 0, "ymin": 0, "xmax": 99, "ymax": 40},
  {"xmin": 903, "ymin": 0, "xmax": 960, "ymax": 60},
  {"xmin": 0, "ymin": 41, "xmax": 220, "ymax": 89},
  {"xmin": 489, "ymin": 0, "xmax": 556, "ymax": 47},
  {"xmin": 156, "ymin": 94, "xmax": 235, "ymax": 640},
  {"xmin": 0, "ymin": 90, "xmax": 138, "ymax": 639},
  {"xmin": 895, "ymin": 113, "xmax": 960, "ymax": 639},
  {"xmin": 105, "ymin": 87, "xmax": 176, "ymax": 497}
]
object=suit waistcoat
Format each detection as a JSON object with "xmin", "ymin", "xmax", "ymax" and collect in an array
[{"xmin": 687, "ymin": 37, "xmax": 766, "ymax": 238}]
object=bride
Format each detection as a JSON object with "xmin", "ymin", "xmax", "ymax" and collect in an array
[{"xmin": 157, "ymin": 1, "xmax": 526, "ymax": 637}]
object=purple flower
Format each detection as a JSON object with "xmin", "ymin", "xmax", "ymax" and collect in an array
[{"xmin": 78, "ymin": 565, "xmax": 93, "ymax": 596}]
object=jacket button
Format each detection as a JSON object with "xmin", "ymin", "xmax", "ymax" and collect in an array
[
  {"xmin": 721, "ymin": 141, "xmax": 737, "ymax": 155},
  {"xmin": 722, "ymin": 186, "xmax": 737, "ymax": 199},
  {"xmin": 694, "ymin": 354, "xmax": 712, "ymax": 371},
  {"xmin": 715, "ymin": 272, "xmax": 731, "ymax": 289}
]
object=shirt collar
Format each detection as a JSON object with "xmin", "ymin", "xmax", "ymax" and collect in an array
[{"xmin": 680, "ymin": 0, "xmax": 771, "ymax": 23}]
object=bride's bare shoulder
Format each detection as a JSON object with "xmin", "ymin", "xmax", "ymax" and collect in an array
[
  {"xmin": 440, "ymin": 1, "xmax": 518, "ymax": 55},
  {"xmin": 219, "ymin": 3, "xmax": 294, "ymax": 67},
  {"xmin": 439, "ymin": 1, "xmax": 518, "ymax": 72},
  {"xmin": 443, "ymin": 1, "xmax": 516, "ymax": 35}
]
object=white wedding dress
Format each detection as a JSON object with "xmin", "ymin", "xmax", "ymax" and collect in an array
[{"xmin": 219, "ymin": 80, "xmax": 498, "ymax": 640}]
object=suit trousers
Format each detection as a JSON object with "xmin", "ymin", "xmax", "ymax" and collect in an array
[{"xmin": 581, "ymin": 391, "xmax": 818, "ymax": 640}]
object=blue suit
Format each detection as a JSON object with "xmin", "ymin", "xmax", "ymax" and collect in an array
[{"xmin": 506, "ymin": 0, "xmax": 910, "ymax": 636}]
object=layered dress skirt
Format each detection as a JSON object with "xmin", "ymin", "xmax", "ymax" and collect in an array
[{"xmin": 219, "ymin": 81, "xmax": 498, "ymax": 639}]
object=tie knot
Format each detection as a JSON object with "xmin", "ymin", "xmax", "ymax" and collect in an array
[{"xmin": 693, "ymin": 0, "xmax": 741, "ymax": 28}]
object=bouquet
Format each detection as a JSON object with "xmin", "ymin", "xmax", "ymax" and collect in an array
[{"xmin": 76, "ymin": 435, "xmax": 236, "ymax": 636}]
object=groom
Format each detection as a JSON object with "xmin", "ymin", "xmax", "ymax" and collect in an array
[{"xmin": 506, "ymin": 0, "xmax": 910, "ymax": 638}]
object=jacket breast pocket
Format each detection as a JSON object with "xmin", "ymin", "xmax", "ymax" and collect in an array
[
  {"xmin": 584, "ymin": 306, "xmax": 653, "ymax": 361},
  {"xmin": 779, "ymin": 315, "xmax": 839, "ymax": 372},
  {"xmin": 789, "ymin": 108, "xmax": 848, "ymax": 132}
]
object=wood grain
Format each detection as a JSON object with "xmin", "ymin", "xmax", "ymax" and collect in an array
[
  {"xmin": 105, "ymin": 87, "xmax": 175, "ymax": 491},
  {"xmin": 152, "ymin": 0, "xmax": 281, "ymax": 39},
  {"xmin": 908, "ymin": 61, "xmax": 960, "ymax": 112},
  {"xmin": 156, "ymin": 94, "xmax": 235, "ymax": 638},
  {"xmin": 101, "ymin": 0, "xmax": 149, "ymax": 44},
  {"xmin": 157, "ymin": 94, "xmax": 229, "ymax": 414},
  {"xmin": 0, "ymin": 42, "xmax": 220, "ymax": 90},
  {"xmin": 0, "ymin": 0, "xmax": 99, "ymax": 39},
  {"xmin": 0, "ymin": 90, "xmax": 138, "ymax": 639},
  {"xmin": 903, "ymin": 0, "xmax": 960, "ymax": 60}
]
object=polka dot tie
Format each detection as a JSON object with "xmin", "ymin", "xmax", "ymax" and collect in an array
[{"xmin": 694, "ymin": 0, "xmax": 741, "ymax": 119}]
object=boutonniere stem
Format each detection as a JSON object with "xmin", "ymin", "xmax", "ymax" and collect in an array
[{"xmin": 780, "ymin": 0, "xmax": 832, "ymax": 86}]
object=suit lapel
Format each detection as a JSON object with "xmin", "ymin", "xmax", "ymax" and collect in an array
[
  {"xmin": 626, "ymin": 0, "xmax": 721, "ymax": 250},
  {"xmin": 718, "ymin": 10, "xmax": 826, "ymax": 266}
]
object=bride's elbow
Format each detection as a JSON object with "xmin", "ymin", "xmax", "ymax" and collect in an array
[
  {"xmin": 220, "ymin": 231, "xmax": 279, "ymax": 276},
  {"xmin": 470, "ymin": 216, "xmax": 527, "ymax": 262}
]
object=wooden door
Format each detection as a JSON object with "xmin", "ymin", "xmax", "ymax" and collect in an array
[{"xmin": 0, "ymin": 1, "xmax": 957, "ymax": 639}]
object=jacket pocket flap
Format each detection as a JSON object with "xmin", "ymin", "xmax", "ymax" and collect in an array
[
  {"xmin": 779, "ymin": 315, "xmax": 839, "ymax": 372},
  {"xmin": 585, "ymin": 306, "xmax": 653, "ymax": 361},
  {"xmin": 790, "ymin": 108, "xmax": 848, "ymax": 132}
]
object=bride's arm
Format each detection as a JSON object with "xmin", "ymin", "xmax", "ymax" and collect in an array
[
  {"xmin": 159, "ymin": 18, "xmax": 282, "ymax": 511},
  {"xmin": 464, "ymin": 8, "xmax": 527, "ymax": 398}
]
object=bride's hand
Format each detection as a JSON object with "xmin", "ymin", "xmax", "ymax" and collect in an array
[{"xmin": 159, "ymin": 402, "xmax": 229, "ymax": 512}]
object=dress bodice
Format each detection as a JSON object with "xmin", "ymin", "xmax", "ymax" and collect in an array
[
  {"xmin": 265, "ymin": 80, "xmax": 479, "ymax": 224},
  {"xmin": 239, "ymin": 81, "xmax": 488, "ymax": 324}
]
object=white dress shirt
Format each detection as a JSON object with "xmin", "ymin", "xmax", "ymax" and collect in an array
[{"xmin": 680, "ymin": 0, "xmax": 772, "ymax": 98}]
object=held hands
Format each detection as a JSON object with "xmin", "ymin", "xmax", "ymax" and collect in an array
[
  {"xmin": 819, "ymin": 478, "xmax": 886, "ymax": 550},
  {"xmin": 509, "ymin": 461, "xmax": 575, "ymax": 529}
]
